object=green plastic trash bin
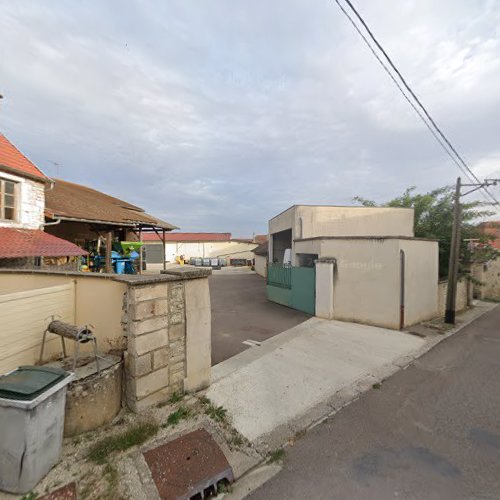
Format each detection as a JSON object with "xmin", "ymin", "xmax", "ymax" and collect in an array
[{"xmin": 0, "ymin": 366, "xmax": 74, "ymax": 494}]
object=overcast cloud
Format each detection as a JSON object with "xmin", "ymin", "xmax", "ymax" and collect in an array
[{"xmin": 1, "ymin": 0, "xmax": 499, "ymax": 235}]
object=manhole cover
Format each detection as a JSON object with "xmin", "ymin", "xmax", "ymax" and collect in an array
[
  {"xmin": 144, "ymin": 428, "xmax": 233, "ymax": 500},
  {"xmin": 39, "ymin": 482, "xmax": 77, "ymax": 500}
]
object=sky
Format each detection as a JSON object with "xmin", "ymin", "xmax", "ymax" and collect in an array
[{"xmin": 1, "ymin": 0, "xmax": 500, "ymax": 236}]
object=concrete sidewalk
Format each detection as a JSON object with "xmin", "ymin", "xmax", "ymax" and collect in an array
[{"xmin": 206, "ymin": 318, "xmax": 426, "ymax": 448}]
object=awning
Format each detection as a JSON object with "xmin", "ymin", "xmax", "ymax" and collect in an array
[{"xmin": 0, "ymin": 228, "xmax": 87, "ymax": 258}]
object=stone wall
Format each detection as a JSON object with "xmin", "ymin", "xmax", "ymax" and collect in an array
[
  {"xmin": 0, "ymin": 171, "xmax": 45, "ymax": 230},
  {"xmin": 472, "ymin": 258, "xmax": 500, "ymax": 300},
  {"xmin": 437, "ymin": 279, "xmax": 470, "ymax": 316},
  {"xmin": 121, "ymin": 268, "xmax": 211, "ymax": 412}
]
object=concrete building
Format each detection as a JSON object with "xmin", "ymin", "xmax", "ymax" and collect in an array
[
  {"xmin": 267, "ymin": 205, "xmax": 439, "ymax": 329},
  {"xmin": 253, "ymin": 241, "xmax": 268, "ymax": 278},
  {"xmin": 143, "ymin": 232, "xmax": 258, "ymax": 267}
]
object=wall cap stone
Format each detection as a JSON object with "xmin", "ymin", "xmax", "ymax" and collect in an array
[{"xmin": 160, "ymin": 265, "xmax": 212, "ymax": 279}]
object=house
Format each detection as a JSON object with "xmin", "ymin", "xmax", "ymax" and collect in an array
[
  {"xmin": 472, "ymin": 221, "xmax": 500, "ymax": 300},
  {"xmin": 267, "ymin": 205, "xmax": 439, "ymax": 329},
  {"xmin": 253, "ymin": 240, "xmax": 268, "ymax": 278},
  {"xmin": 44, "ymin": 178, "xmax": 177, "ymax": 273},
  {"xmin": 0, "ymin": 134, "xmax": 86, "ymax": 269},
  {"xmin": 142, "ymin": 232, "xmax": 258, "ymax": 269}
]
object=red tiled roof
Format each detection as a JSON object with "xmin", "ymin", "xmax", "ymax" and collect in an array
[
  {"xmin": 0, "ymin": 134, "xmax": 49, "ymax": 181},
  {"xmin": 478, "ymin": 221, "xmax": 500, "ymax": 249},
  {"xmin": 142, "ymin": 232, "xmax": 232, "ymax": 242},
  {"xmin": 0, "ymin": 228, "xmax": 87, "ymax": 258},
  {"xmin": 254, "ymin": 234, "xmax": 268, "ymax": 244}
]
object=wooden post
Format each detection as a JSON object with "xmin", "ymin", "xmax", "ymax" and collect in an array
[
  {"xmin": 105, "ymin": 230, "xmax": 113, "ymax": 273},
  {"xmin": 445, "ymin": 177, "xmax": 462, "ymax": 324},
  {"xmin": 162, "ymin": 229, "xmax": 166, "ymax": 272}
]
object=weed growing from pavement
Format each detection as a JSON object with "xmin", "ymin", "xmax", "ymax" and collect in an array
[
  {"xmin": 372, "ymin": 383, "xmax": 382, "ymax": 389},
  {"xmin": 103, "ymin": 460, "xmax": 119, "ymax": 496},
  {"xmin": 21, "ymin": 493, "xmax": 38, "ymax": 500},
  {"xmin": 88, "ymin": 421, "xmax": 159, "ymax": 464},
  {"xmin": 164, "ymin": 406, "xmax": 192, "ymax": 427},
  {"xmin": 169, "ymin": 391, "xmax": 184, "ymax": 403},
  {"xmin": 267, "ymin": 448, "xmax": 285, "ymax": 464},
  {"xmin": 205, "ymin": 404, "xmax": 228, "ymax": 422}
]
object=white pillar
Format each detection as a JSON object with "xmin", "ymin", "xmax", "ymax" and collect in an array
[{"xmin": 315, "ymin": 258, "xmax": 336, "ymax": 320}]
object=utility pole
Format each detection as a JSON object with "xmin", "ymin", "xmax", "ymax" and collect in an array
[
  {"xmin": 445, "ymin": 177, "xmax": 462, "ymax": 324},
  {"xmin": 444, "ymin": 177, "xmax": 500, "ymax": 324}
]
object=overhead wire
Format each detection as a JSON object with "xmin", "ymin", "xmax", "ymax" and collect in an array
[{"xmin": 334, "ymin": 0, "xmax": 500, "ymax": 208}]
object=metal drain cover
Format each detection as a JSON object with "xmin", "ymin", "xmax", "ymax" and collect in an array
[{"xmin": 144, "ymin": 428, "xmax": 234, "ymax": 500}]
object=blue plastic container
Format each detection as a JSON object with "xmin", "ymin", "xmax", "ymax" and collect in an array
[{"xmin": 115, "ymin": 260, "xmax": 126, "ymax": 274}]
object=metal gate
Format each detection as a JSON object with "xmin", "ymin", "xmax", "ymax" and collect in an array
[{"xmin": 267, "ymin": 265, "xmax": 315, "ymax": 315}]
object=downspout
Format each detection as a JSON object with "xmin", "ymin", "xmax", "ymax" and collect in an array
[
  {"xmin": 40, "ymin": 217, "xmax": 61, "ymax": 229},
  {"xmin": 400, "ymin": 250, "xmax": 405, "ymax": 330}
]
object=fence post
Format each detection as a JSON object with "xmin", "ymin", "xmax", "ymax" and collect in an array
[{"xmin": 315, "ymin": 258, "xmax": 336, "ymax": 319}]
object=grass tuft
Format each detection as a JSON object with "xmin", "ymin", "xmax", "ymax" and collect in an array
[
  {"xmin": 88, "ymin": 421, "xmax": 159, "ymax": 464},
  {"xmin": 163, "ymin": 406, "xmax": 192, "ymax": 427},
  {"xmin": 205, "ymin": 404, "xmax": 227, "ymax": 423},
  {"xmin": 372, "ymin": 382, "xmax": 382, "ymax": 389},
  {"xmin": 169, "ymin": 391, "xmax": 184, "ymax": 403},
  {"xmin": 267, "ymin": 448, "xmax": 285, "ymax": 464}
]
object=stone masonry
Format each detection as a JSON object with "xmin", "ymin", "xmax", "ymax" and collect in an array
[
  {"xmin": 123, "ymin": 279, "xmax": 187, "ymax": 411},
  {"xmin": 121, "ymin": 268, "xmax": 212, "ymax": 412}
]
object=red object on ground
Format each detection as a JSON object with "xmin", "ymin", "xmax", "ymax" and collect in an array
[
  {"xmin": 0, "ymin": 134, "xmax": 49, "ymax": 180},
  {"xmin": 0, "ymin": 228, "xmax": 87, "ymax": 258},
  {"xmin": 39, "ymin": 482, "xmax": 77, "ymax": 500},
  {"xmin": 143, "ymin": 428, "xmax": 234, "ymax": 499}
]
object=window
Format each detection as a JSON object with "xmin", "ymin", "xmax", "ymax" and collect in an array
[{"xmin": 0, "ymin": 178, "xmax": 17, "ymax": 221}]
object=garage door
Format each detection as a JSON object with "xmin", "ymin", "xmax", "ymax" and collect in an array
[{"xmin": 145, "ymin": 244, "xmax": 164, "ymax": 264}]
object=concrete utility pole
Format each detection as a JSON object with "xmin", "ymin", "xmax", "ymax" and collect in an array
[
  {"xmin": 445, "ymin": 177, "xmax": 500, "ymax": 324},
  {"xmin": 445, "ymin": 177, "xmax": 462, "ymax": 324}
]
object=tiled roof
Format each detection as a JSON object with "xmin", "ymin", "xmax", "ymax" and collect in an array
[
  {"xmin": 254, "ymin": 234, "xmax": 268, "ymax": 244},
  {"xmin": 45, "ymin": 179, "xmax": 178, "ymax": 230},
  {"xmin": 0, "ymin": 228, "xmax": 87, "ymax": 258},
  {"xmin": 478, "ymin": 221, "xmax": 500, "ymax": 249},
  {"xmin": 0, "ymin": 134, "xmax": 49, "ymax": 181},
  {"xmin": 142, "ymin": 232, "xmax": 231, "ymax": 242}
]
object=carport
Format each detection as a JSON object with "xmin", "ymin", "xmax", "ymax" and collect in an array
[{"xmin": 209, "ymin": 270, "xmax": 310, "ymax": 365}]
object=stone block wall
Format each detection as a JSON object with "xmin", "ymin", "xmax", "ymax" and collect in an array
[{"xmin": 121, "ymin": 269, "xmax": 211, "ymax": 412}]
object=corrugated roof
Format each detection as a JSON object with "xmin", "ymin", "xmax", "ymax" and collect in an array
[
  {"xmin": 0, "ymin": 134, "xmax": 49, "ymax": 181},
  {"xmin": 253, "ymin": 241, "xmax": 268, "ymax": 256},
  {"xmin": 142, "ymin": 232, "xmax": 231, "ymax": 242},
  {"xmin": 0, "ymin": 228, "xmax": 87, "ymax": 258},
  {"xmin": 45, "ymin": 179, "xmax": 178, "ymax": 230}
]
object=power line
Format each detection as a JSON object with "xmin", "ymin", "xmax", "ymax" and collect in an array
[{"xmin": 334, "ymin": 0, "xmax": 500, "ymax": 208}]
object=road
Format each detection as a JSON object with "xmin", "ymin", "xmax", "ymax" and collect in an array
[
  {"xmin": 248, "ymin": 305, "xmax": 500, "ymax": 500},
  {"xmin": 209, "ymin": 271, "xmax": 309, "ymax": 365}
]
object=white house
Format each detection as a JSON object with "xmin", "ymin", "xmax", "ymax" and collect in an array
[{"xmin": 267, "ymin": 205, "xmax": 439, "ymax": 330}]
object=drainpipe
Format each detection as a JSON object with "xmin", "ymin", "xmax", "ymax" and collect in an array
[
  {"xmin": 400, "ymin": 250, "xmax": 405, "ymax": 330},
  {"xmin": 40, "ymin": 218, "xmax": 61, "ymax": 229}
]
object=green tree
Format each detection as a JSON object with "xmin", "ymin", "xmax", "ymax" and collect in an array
[{"xmin": 354, "ymin": 186, "xmax": 497, "ymax": 278}]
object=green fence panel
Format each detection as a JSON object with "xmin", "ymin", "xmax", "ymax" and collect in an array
[
  {"xmin": 267, "ymin": 284, "xmax": 292, "ymax": 308},
  {"xmin": 267, "ymin": 264, "xmax": 292, "ymax": 289},
  {"xmin": 291, "ymin": 267, "xmax": 316, "ymax": 315}
]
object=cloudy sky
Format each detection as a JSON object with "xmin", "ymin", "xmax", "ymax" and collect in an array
[{"xmin": 1, "ymin": 0, "xmax": 500, "ymax": 236}]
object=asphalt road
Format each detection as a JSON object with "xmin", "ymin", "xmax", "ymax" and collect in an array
[
  {"xmin": 209, "ymin": 271, "xmax": 310, "ymax": 365},
  {"xmin": 249, "ymin": 305, "xmax": 500, "ymax": 500}
]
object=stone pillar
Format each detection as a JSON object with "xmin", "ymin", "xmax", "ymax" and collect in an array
[
  {"xmin": 315, "ymin": 258, "xmax": 336, "ymax": 320},
  {"xmin": 123, "ymin": 279, "xmax": 181, "ymax": 411},
  {"xmin": 120, "ymin": 267, "xmax": 212, "ymax": 412}
]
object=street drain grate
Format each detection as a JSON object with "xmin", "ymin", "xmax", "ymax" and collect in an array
[{"xmin": 143, "ymin": 428, "xmax": 234, "ymax": 500}]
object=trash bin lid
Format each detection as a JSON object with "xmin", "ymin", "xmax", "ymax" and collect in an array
[{"xmin": 0, "ymin": 366, "xmax": 68, "ymax": 401}]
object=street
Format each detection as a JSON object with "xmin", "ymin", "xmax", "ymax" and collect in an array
[
  {"xmin": 209, "ymin": 271, "xmax": 309, "ymax": 365},
  {"xmin": 248, "ymin": 305, "xmax": 500, "ymax": 500}
]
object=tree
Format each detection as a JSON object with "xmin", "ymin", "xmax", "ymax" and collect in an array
[{"xmin": 353, "ymin": 186, "xmax": 497, "ymax": 278}]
